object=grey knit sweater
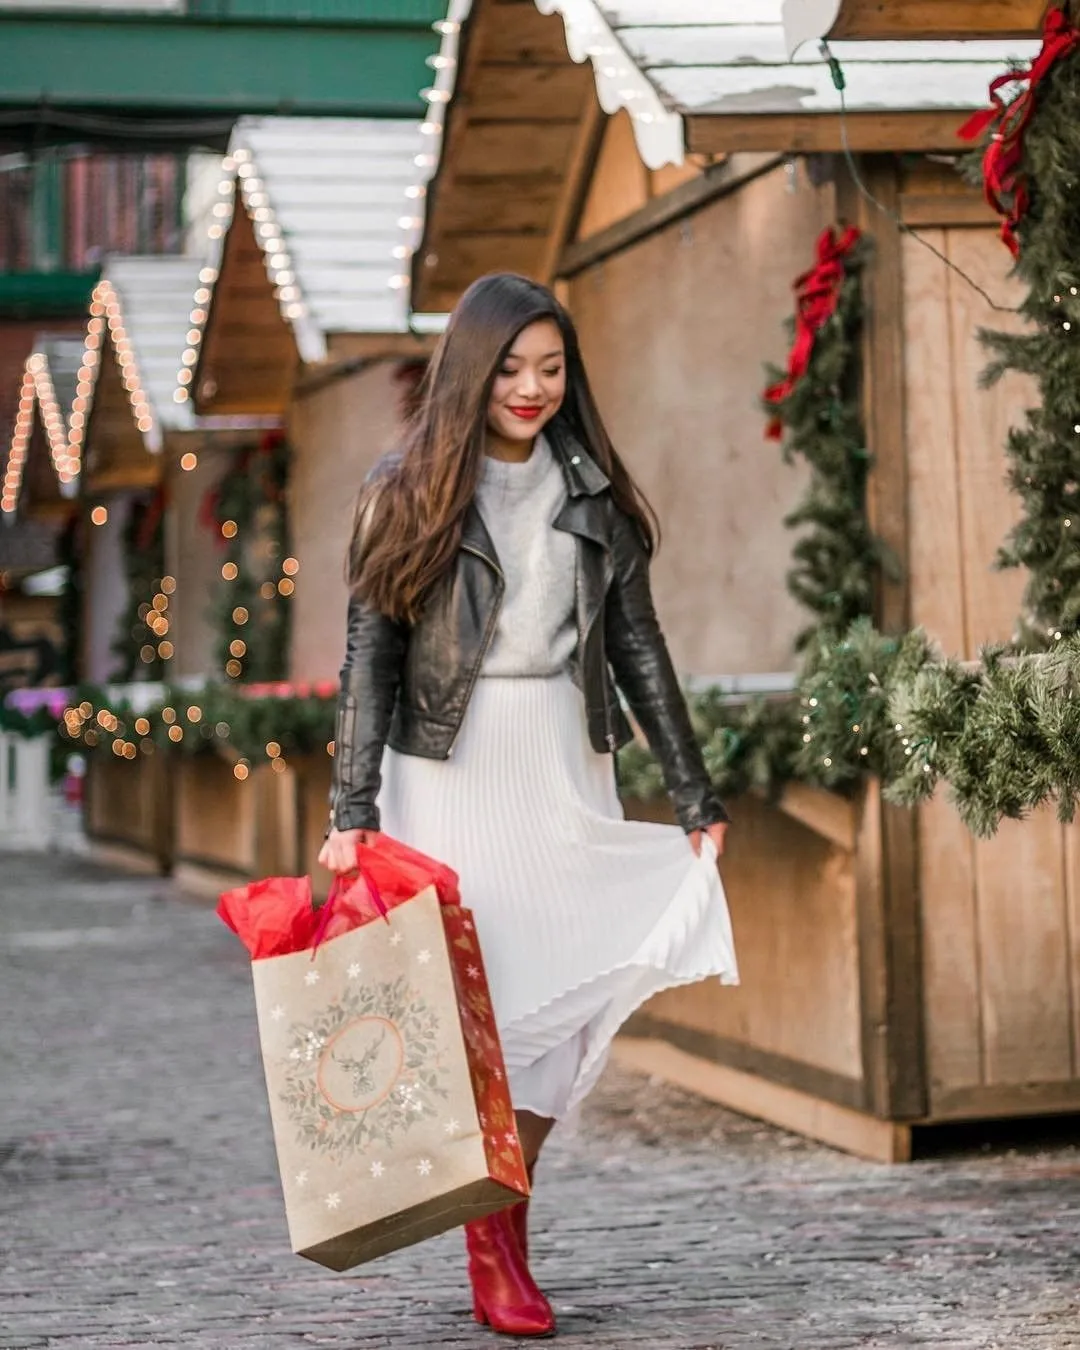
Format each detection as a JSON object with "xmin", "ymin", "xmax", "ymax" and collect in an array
[{"xmin": 475, "ymin": 435, "xmax": 577, "ymax": 678}]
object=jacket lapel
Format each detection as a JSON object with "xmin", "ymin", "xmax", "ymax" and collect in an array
[
  {"xmin": 548, "ymin": 420, "xmax": 610, "ymax": 499},
  {"xmin": 460, "ymin": 502, "xmax": 501, "ymax": 572},
  {"xmin": 547, "ymin": 428, "xmax": 614, "ymax": 637}
]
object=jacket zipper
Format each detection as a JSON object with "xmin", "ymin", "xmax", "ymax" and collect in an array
[
  {"xmin": 328, "ymin": 692, "xmax": 357, "ymax": 827},
  {"xmin": 601, "ymin": 646, "xmax": 617, "ymax": 752},
  {"xmin": 447, "ymin": 544, "xmax": 505, "ymax": 757}
]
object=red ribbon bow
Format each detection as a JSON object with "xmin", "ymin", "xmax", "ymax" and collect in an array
[
  {"xmin": 958, "ymin": 7, "xmax": 1080, "ymax": 259},
  {"xmin": 762, "ymin": 224, "xmax": 861, "ymax": 440}
]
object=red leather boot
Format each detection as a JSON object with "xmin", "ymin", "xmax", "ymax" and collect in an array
[{"xmin": 465, "ymin": 1207, "xmax": 555, "ymax": 1337}]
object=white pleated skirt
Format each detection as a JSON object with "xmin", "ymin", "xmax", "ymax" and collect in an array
[{"xmin": 377, "ymin": 674, "xmax": 739, "ymax": 1120}]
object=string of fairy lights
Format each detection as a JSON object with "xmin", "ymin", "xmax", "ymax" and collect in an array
[
  {"xmin": 391, "ymin": 7, "xmax": 467, "ymax": 290},
  {"xmin": 1, "ymin": 352, "xmax": 80, "ymax": 515},
  {"xmin": 1, "ymin": 367, "xmax": 38, "ymax": 515},
  {"xmin": 59, "ymin": 684, "xmax": 339, "ymax": 783},
  {"xmin": 61, "ymin": 695, "xmax": 256, "ymax": 777},
  {"xmin": 77, "ymin": 279, "xmax": 161, "ymax": 454},
  {"xmin": 173, "ymin": 141, "xmax": 318, "ymax": 385}
]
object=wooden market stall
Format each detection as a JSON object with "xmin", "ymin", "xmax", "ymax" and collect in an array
[
  {"xmin": 0, "ymin": 335, "xmax": 84, "ymax": 689},
  {"xmin": 413, "ymin": 0, "xmax": 1069, "ymax": 1160},
  {"xmin": 72, "ymin": 255, "xmax": 276, "ymax": 876},
  {"xmin": 180, "ymin": 114, "xmax": 446, "ymax": 893}
]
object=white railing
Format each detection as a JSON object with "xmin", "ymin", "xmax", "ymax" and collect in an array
[{"xmin": 0, "ymin": 732, "xmax": 80, "ymax": 852}]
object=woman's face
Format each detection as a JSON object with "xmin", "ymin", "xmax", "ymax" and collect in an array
[{"xmin": 486, "ymin": 319, "xmax": 566, "ymax": 447}]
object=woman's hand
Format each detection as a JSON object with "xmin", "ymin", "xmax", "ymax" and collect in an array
[
  {"xmin": 318, "ymin": 827, "xmax": 379, "ymax": 874},
  {"xmin": 689, "ymin": 821, "xmax": 727, "ymax": 860}
]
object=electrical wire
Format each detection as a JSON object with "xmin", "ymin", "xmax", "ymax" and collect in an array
[
  {"xmin": 822, "ymin": 41, "xmax": 1021, "ymax": 315},
  {"xmin": 0, "ymin": 106, "xmax": 233, "ymax": 148}
]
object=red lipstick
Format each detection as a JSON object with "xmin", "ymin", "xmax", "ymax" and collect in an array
[{"xmin": 508, "ymin": 406, "xmax": 542, "ymax": 421}]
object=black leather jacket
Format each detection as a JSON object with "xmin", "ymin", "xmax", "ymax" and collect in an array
[{"xmin": 329, "ymin": 425, "xmax": 728, "ymax": 836}]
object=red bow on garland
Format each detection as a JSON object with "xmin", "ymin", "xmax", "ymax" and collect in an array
[
  {"xmin": 958, "ymin": 6, "xmax": 1080, "ymax": 259},
  {"xmin": 762, "ymin": 224, "xmax": 861, "ymax": 441}
]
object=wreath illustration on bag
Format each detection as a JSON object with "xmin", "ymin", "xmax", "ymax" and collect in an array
[{"xmin": 280, "ymin": 977, "xmax": 449, "ymax": 1157}]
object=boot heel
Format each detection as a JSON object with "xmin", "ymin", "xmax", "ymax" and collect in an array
[{"xmin": 473, "ymin": 1293, "xmax": 489, "ymax": 1325}]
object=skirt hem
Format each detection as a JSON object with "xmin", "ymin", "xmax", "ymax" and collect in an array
[{"xmin": 500, "ymin": 837, "xmax": 737, "ymax": 1118}]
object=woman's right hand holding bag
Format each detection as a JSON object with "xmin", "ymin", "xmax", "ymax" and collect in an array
[{"xmin": 319, "ymin": 827, "xmax": 379, "ymax": 874}]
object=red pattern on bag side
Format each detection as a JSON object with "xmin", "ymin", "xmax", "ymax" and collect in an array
[{"xmin": 441, "ymin": 904, "xmax": 530, "ymax": 1198}]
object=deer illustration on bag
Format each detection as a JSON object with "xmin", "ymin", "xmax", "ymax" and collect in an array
[{"xmin": 334, "ymin": 1030, "xmax": 387, "ymax": 1099}]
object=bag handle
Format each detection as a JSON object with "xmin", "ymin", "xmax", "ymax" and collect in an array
[{"xmin": 310, "ymin": 851, "xmax": 389, "ymax": 956}]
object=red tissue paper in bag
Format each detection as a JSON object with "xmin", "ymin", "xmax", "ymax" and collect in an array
[{"xmin": 216, "ymin": 834, "xmax": 462, "ymax": 959}]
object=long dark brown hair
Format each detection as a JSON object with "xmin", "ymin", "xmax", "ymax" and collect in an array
[{"xmin": 349, "ymin": 272, "xmax": 659, "ymax": 624}]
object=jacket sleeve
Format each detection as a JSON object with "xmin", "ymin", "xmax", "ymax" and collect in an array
[
  {"xmin": 327, "ymin": 473, "xmax": 409, "ymax": 834},
  {"xmin": 327, "ymin": 596, "xmax": 408, "ymax": 833},
  {"xmin": 604, "ymin": 506, "xmax": 729, "ymax": 833}
]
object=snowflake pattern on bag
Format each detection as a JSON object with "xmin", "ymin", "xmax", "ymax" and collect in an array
[{"xmin": 279, "ymin": 976, "xmax": 450, "ymax": 1157}]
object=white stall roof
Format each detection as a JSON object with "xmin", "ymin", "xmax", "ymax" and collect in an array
[
  {"xmin": 536, "ymin": 0, "xmax": 1039, "ymax": 167},
  {"xmin": 1, "ymin": 335, "xmax": 85, "ymax": 515},
  {"xmin": 189, "ymin": 115, "xmax": 453, "ymax": 368},
  {"xmin": 98, "ymin": 255, "xmax": 206, "ymax": 445},
  {"xmin": 232, "ymin": 118, "xmax": 429, "ymax": 359}
]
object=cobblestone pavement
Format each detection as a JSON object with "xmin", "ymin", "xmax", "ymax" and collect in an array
[{"xmin": 2, "ymin": 853, "xmax": 1080, "ymax": 1349}]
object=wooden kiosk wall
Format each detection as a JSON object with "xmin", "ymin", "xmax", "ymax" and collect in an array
[
  {"xmin": 561, "ymin": 158, "xmax": 877, "ymax": 1150},
  {"xmin": 904, "ymin": 210, "xmax": 1080, "ymax": 1123},
  {"xmin": 563, "ymin": 150, "xmax": 1080, "ymax": 1158}
]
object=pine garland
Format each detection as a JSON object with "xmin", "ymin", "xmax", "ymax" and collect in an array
[
  {"xmin": 111, "ymin": 489, "xmax": 167, "ymax": 681},
  {"xmin": 59, "ymin": 680, "xmax": 337, "ymax": 769},
  {"xmin": 620, "ymin": 691, "xmax": 801, "ymax": 805},
  {"xmin": 54, "ymin": 625, "xmax": 1080, "ymax": 838},
  {"xmin": 202, "ymin": 432, "xmax": 292, "ymax": 683},
  {"xmin": 761, "ymin": 234, "xmax": 887, "ymax": 646},
  {"xmin": 969, "ymin": 35, "xmax": 1080, "ymax": 644}
]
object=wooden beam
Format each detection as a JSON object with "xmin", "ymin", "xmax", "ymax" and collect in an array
[
  {"xmin": 482, "ymin": 0, "xmax": 574, "ymax": 63},
  {"xmin": 324, "ymin": 331, "xmax": 440, "ymax": 361},
  {"xmin": 420, "ymin": 232, "xmax": 549, "ymax": 293},
  {"xmin": 899, "ymin": 191, "xmax": 998, "ymax": 229},
  {"xmin": 846, "ymin": 156, "xmax": 910, "ymax": 634},
  {"xmin": 463, "ymin": 61, "xmax": 591, "ymax": 122},
  {"xmin": 839, "ymin": 156, "xmax": 926, "ymax": 1123},
  {"xmin": 538, "ymin": 93, "xmax": 605, "ymax": 284},
  {"xmin": 623, "ymin": 1012, "xmax": 865, "ymax": 1111},
  {"xmin": 558, "ymin": 153, "xmax": 783, "ymax": 277},
  {"xmin": 453, "ymin": 120, "xmax": 580, "ymax": 179},
  {"xmin": 929, "ymin": 1078, "xmax": 1080, "ymax": 1122},
  {"xmin": 685, "ymin": 110, "xmax": 974, "ymax": 156},
  {"xmin": 764, "ymin": 781, "xmax": 858, "ymax": 852},
  {"xmin": 828, "ymin": 0, "xmax": 1046, "ymax": 40},
  {"xmin": 613, "ymin": 1037, "xmax": 913, "ymax": 1163},
  {"xmin": 439, "ymin": 183, "xmax": 563, "ymax": 235}
]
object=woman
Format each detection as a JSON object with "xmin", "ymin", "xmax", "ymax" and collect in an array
[{"xmin": 319, "ymin": 273, "xmax": 737, "ymax": 1338}]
